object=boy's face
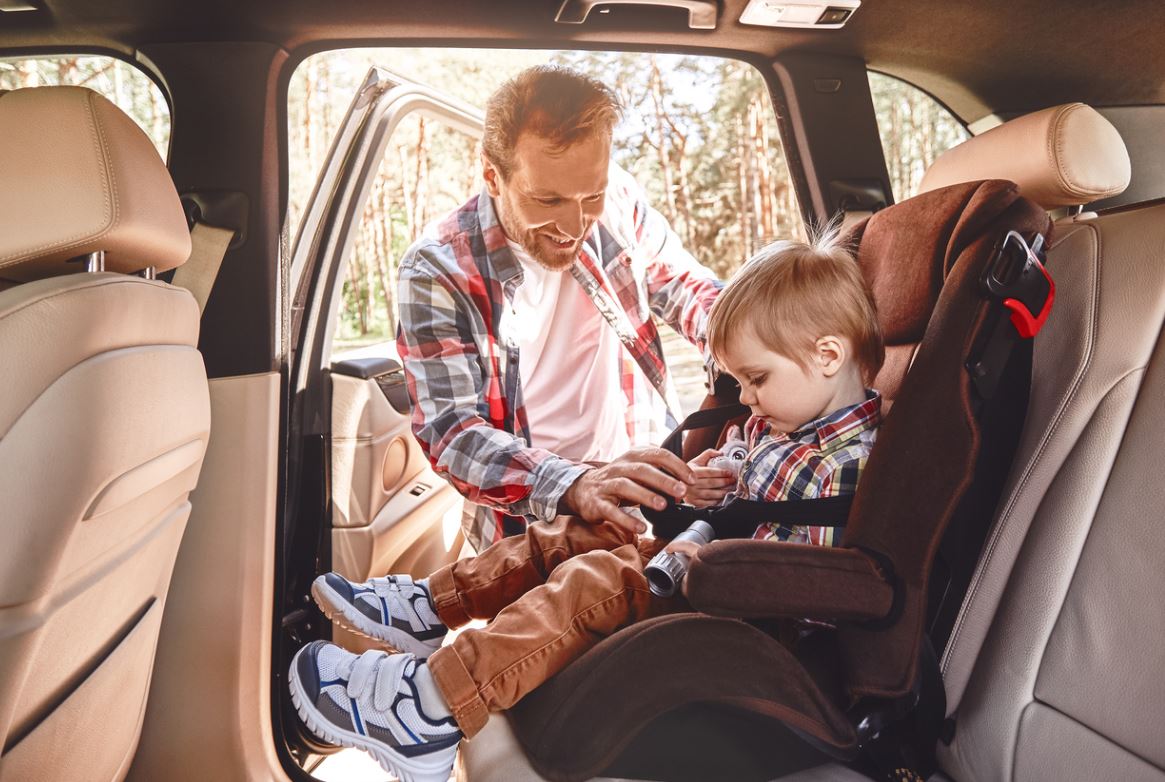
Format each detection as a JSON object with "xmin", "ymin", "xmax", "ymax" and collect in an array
[{"xmin": 719, "ymin": 329, "xmax": 852, "ymax": 434}]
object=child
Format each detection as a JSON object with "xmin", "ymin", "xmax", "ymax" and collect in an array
[
  {"xmin": 697, "ymin": 228, "xmax": 884, "ymax": 544},
  {"xmin": 287, "ymin": 231, "xmax": 884, "ymax": 782}
]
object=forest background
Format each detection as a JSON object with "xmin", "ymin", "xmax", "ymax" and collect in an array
[{"xmin": 284, "ymin": 48, "xmax": 967, "ymax": 358}]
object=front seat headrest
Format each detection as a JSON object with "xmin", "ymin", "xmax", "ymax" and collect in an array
[
  {"xmin": 0, "ymin": 86, "xmax": 191, "ymax": 282},
  {"xmin": 918, "ymin": 102, "xmax": 1131, "ymax": 210}
]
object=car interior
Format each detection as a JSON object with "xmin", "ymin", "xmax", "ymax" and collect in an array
[{"xmin": 1, "ymin": 1, "xmax": 1163, "ymax": 781}]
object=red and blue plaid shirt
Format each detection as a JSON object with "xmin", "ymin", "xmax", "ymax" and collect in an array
[
  {"xmin": 397, "ymin": 166, "xmax": 722, "ymax": 549},
  {"xmin": 736, "ymin": 389, "xmax": 882, "ymax": 546}
]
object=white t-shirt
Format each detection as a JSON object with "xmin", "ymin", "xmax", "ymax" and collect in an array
[{"xmin": 505, "ymin": 240, "xmax": 631, "ymax": 463}]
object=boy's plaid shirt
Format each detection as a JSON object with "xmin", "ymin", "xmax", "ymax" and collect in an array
[
  {"xmin": 396, "ymin": 166, "xmax": 722, "ymax": 549},
  {"xmin": 737, "ymin": 389, "xmax": 882, "ymax": 546}
]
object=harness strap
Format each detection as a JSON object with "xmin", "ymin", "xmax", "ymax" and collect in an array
[
  {"xmin": 645, "ymin": 403, "xmax": 855, "ymax": 539},
  {"xmin": 658, "ymin": 402, "xmax": 750, "ymax": 457},
  {"xmin": 702, "ymin": 495, "xmax": 855, "ymax": 540}
]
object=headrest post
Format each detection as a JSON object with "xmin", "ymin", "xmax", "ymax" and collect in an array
[
  {"xmin": 139, "ymin": 266, "xmax": 157, "ymax": 280},
  {"xmin": 85, "ymin": 251, "xmax": 105, "ymax": 274}
]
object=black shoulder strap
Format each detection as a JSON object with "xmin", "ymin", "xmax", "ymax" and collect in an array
[
  {"xmin": 706, "ymin": 495, "xmax": 855, "ymax": 540},
  {"xmin": 658, "ymin": 403, "xmax": 750, "ymax": 457},
  {"xmin": 645, "ymin": 404, "xmax": 856, "ymax": 540}
]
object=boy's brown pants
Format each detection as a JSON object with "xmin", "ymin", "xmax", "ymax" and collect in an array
[{"xmin": 425, "ymin": 515, "xmax": 687, "ymax": 736}]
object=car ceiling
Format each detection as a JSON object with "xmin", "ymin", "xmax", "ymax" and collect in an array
[{"xmin": 3, "ymin": 0, "xmax": 1162, "ymax": 124}]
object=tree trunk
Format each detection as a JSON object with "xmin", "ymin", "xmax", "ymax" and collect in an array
[
  {"xmin": 648, "ymin": 57, "xmax": 678, "ymax": 223},
  {"xmin": 347, "ymin": 246, "xmax": 368, "ymax": 336},
  {"xmin": 411, "ymin": 117, "xmax": 429, "ymax": 234},
  {"xmin": 751, "ymin": 97, "xmax": 775, "ymax": 240},
  {"xmin": 372, "ymin": 177, "xmax": 393, "ymax": 330},
  {"xmin": 736, "ymin": 116, "xmax": 753, "ymax": 258}
]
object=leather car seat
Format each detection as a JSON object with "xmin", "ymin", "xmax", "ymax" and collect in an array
[{"xmin": 0, "ymin": 86, "xmax": 210, "ymax": 782}]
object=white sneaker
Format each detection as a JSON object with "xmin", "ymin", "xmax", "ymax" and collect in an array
[
  {"xmin": 312, "ymin": 573, "xmax": 447, "ymax": 658},
  {"xmin": 289, "ymin": 641, "xmax": 461, "ymax": 782}
]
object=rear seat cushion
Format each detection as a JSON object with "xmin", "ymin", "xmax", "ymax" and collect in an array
[{"xmin": 938, "ymin": 204, "xmax": 1165, "ymax": 781}]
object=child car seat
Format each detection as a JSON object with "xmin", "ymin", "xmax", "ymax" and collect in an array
[{"xmin": 500, "ymin": 178, "xmax": 1053, "ymax": 781}]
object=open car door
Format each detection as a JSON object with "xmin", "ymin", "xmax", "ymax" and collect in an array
[{"xmin": 280, "ymin": 67, "xmax": 484, "ymax": 765}]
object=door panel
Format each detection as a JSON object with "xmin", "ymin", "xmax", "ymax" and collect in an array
[{"xmin": 329, "ymin": 364, "xmax": 465, "ymax": 582}]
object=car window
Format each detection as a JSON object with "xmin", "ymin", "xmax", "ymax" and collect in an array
[
  {"xmin": 288, "ymin": 48, "xmax": 802, "ymax": 416},
  {"xmin": 0, "ymin": 55, "xmax": 170, "ymax": 160},
  {"xmin": 868, "ymin": 71, "xmax": 970, "ymax": 202}
]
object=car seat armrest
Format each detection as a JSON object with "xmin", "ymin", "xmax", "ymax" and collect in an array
[{"xmin": 686, "ymin": 540, "xmax": 895, "ymax": 622}]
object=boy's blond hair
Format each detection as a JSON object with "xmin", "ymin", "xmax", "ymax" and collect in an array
[{"xmin": 707, "ymin": 229, "xmax": 884, "ymax": 384}]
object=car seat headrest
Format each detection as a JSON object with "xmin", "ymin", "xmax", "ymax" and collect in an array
[
  {"xmin": 0, "ymin": 86, "xmax": 191, "ymax": 282},
  {"xmin": 918, "ymin": 103, "xmax": 1130, "ymax": 210}
]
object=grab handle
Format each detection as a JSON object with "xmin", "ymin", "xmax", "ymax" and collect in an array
[{"xmin": 555, "ymin": 0, "xmax": 718, "ymax": 29}]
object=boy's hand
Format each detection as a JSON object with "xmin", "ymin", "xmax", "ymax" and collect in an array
[
  {"xmin": 685, "ymin": 449, "xmax": 737, "ymax": 508},
  {"xmin": 663, "ymin": 538, "xmax": 703, "ymax": 598},
  {"xmin": 663, "ymin": 538, "xmax": 702, "ymax": 558}
]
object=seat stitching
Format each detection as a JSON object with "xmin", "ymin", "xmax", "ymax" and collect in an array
[{"xmin": 1050, "ymin": 104, "xmax": 1077, "ymax": 199}]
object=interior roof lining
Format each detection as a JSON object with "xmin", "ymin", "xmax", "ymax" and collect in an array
[{"xmin": 3, "ymin": 0, "xmax": 1165, "ymax": 123}]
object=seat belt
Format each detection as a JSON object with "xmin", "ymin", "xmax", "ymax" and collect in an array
[
  {"xmin": 171, "ymin": 222, "xmax": 235, "ymax": 313},
  {"xmin": 643, "ymin": 403, "xmax": 856, "ymax": 540}
]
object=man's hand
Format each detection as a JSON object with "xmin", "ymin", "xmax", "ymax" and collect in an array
[
  {"xmin": 559, "ymin": 447, "xmax": 697, "ymax": 535},
  {"xmin": 685, "ymin": 449, "xmax": 737, "ymax": 508}
]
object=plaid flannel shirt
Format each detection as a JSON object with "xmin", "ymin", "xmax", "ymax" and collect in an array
[
  {"xmin": 737, "ymin": 389, "xmax": 882, "ymax": 546},
  {"xmin": 397, "ymin": 165, "xmax": 723, "ymax": 549}
]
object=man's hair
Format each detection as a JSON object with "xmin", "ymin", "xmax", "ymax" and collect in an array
[
  {"xmin": 482, "ymin": 65, "xmax": 623, "ymax": 179},
  {"xmin": 707, "ymin": 227, "xmax": 885, "ymax": 384}
]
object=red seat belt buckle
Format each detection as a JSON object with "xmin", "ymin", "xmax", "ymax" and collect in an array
[{"xmin": 1003, "ymin": 247, "xmax": 1055, "ymax": 338}]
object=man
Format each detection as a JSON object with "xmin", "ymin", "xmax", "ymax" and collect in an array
[{"xmin": 398, "ymin": 65, "xmax": 727, "ymax": 550}]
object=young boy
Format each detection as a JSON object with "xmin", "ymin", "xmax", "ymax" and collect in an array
[{"xmin": 287, "ymin": 233, "xmax": 884, "ymax": 782}]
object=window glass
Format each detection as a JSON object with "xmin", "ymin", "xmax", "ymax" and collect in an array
[
  {"xmin": 289, "ymin": 49, "xmax": 802, "ymax": 415},
  {"xmin": 868, "ymin": 71, "xmax": 970, "ymax": 201},
  {"xmin": 0, "ymin": 55, "xmax": 170, "ymax": 159}
]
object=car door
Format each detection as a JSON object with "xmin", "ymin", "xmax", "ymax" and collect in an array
[{"xmin": 283, "ymin": 67, "xmax": 484, "ymax": 657}]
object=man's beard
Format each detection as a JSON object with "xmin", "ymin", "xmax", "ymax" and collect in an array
[{"xmin": 495, "ymin": 192, "xmax": 584, "ymax": 271}]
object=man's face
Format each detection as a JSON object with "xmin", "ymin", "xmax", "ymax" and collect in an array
[{"xmin": 484, "ymin": 130, "xmax": 610, "ymax": 271}]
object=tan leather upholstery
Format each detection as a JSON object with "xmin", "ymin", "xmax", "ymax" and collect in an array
[
  {"xmin": 918, "ymin": 103, "xmax": 1131, "ymax": 208},
  {"xmin": 330, "ymin": 372, "xmax": 464, "ymax": 570},
  {"xmin": 936, "ymin": 203, "xmax": 1165, "ymax": 780},
  {"xmin": 128, "ymin": 374, "xmax": 280, "ymax": 782},
  {"xmin": 0, "ymin": 87, "xmax": 209, "ymax": 782},
  {"xmin": 918, "ymin": 105, "xmax": 1165, "ymax": 779},
  {"xmin": 916, "ymin": 104, "xmax": 1165, "ymax": 780},
  {"xmin": 0, "ymin": 86, "xmax": 191, "ymax": 282}
]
